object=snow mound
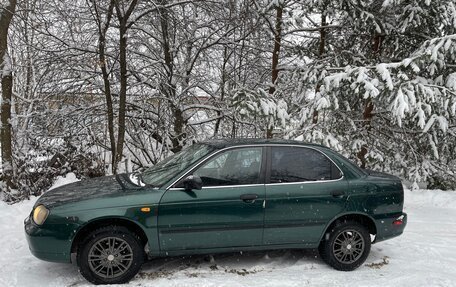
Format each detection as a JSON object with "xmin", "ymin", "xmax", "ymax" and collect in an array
[{"xmin": 405, "ymin": 189, "xmax": 456, "ymax": 208}]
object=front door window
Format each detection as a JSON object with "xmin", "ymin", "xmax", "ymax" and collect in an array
[{"xmin": 194, "ymin": 147, "xmax": 263, "ymax": 186}]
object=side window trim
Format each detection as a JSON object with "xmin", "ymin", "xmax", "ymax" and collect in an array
[
  {"xmin": 259, "ymin": 146, "xmax": 268, "ymax": 185},
  {"xmin": 167, "ymin": 144, "xmax": 344, "ymax": 190},
  {"xmin": 265, "ymin": 146, "xmax": 272, "ymax": 184},
  {"xmin": 171, "ymin": 146, "xmax": 267, "ymax": 189},
  {"xmin": 266, "ymin": 146, "xmax": 344, "ymax": 185}
]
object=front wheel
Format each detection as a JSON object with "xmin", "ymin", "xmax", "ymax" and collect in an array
[
  {"xmin": 319, "ymin": 221, "xmax": 371, "ymax": 271},
  {"xmin": 77, "ymin": 226, "xmax": 145, "ymax": 285}
]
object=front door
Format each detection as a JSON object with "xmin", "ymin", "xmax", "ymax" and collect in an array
[
  {"xmin": 158, "ymin": 147, "xmax": 266, "ymax": 252},
  {"xmin": 263, "ymin": 146, "xmax": 347, "ymax": 245}
]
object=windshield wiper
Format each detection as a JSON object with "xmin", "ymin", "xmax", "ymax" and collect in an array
[
  {"xmin": 116, "ymin": 174, "xmax": 127, "ymax": 190},
  {"xmin": 137, "ymin": 173, "xmax": 154, "ymax": 188}
]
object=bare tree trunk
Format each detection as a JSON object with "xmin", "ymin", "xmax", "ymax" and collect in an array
[
  {"xmin": 171, "ymin": 107, "xmax": 184, "ymax": 152},
  {"xmin": 267, "ymin": 3, "xmax": 283, "ymax": 138},
  {"xmin": 312, "ymin": 9, "xmax": 327, "ymax": 124},
  {"xmin": 357, "ymin": 100, "xmax": 374, "ymax": 168},
  {"xmin": 215, "ymin": 1, "xmax": 235, "ymax": 137},
  {"xmin": 92, "ymin": 0, "xmax": 137, "ymax": 173},
  {"xmin": 115, "ymin": 22, "xmax": 127, "ymax": 171},
  {"xmin": 0, "ymin": 0, "xmax": 17, "ymax": 191},
  {"xmin": 158, "ymin": 1, "xmax": 184, "ymax": 153},
  {"xmin": 114, "ymin": 0, "xmax": 138, "ymax": 171},
  {"xmin": 214, "ymin": 46, "xmax": 230, "ymax": 137},
  {"xmin": 357, "ymin": 33, "xmax": 383, "ymax": 168},
  {"xmin": 92, "ymin": 0, "xmax": 117, "ymax": 173}
]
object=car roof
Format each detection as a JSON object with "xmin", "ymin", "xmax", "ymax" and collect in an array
[{"xmin": 201, "ymin": 138, "xmax": 328, "ymax": 150}]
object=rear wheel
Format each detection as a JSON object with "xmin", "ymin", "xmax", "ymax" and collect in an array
[
  {"xmin": 319, "ymin": 221, "xmax": 371, "ymax": 271},
  {"xmin": 77, "ymin": 226, "xmax": 144, "ymax": 284}
]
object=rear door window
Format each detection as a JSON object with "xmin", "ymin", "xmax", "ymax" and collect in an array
[{"xmin": 270, "ymin": 146, "xmax": 341, "ymax": 183}]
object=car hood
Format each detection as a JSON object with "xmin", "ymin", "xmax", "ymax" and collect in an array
[{"xmin": 36, "ymin": 174, "xmax": 147, "ymax": 208}]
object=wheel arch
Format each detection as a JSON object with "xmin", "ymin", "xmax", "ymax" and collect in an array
[
  {"xmin": 70, "ymin": 217, "xmax": 149, "ymax": 258},
  {"xmin": 319, "ymin": 212, "xmax": 377, "ymax": 243}
]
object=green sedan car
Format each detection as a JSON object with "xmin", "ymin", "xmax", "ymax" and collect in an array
[{"xmin": 25, "ymin": 139, "xmax": 407, "ymax": 284}]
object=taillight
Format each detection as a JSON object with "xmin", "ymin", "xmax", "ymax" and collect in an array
[{"xmin": 392, "ymin": 215, "xmax": 404, "ymax": 226}]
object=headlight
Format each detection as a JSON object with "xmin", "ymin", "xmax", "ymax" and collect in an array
[{"xmin": 32, "ymin": 205, "xmax": 49, "ymax": 225}]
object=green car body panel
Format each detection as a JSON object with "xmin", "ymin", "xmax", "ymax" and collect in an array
[{"xmin": 24, "ymin": 139, "xmax": 407, "ymax": 263}]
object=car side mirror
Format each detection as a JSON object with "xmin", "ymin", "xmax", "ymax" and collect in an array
[{"xmin": 182, "ymin": 175, "xmax": 202, "ymax": 191}]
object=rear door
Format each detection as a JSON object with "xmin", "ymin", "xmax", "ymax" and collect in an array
[
  {"xmin": 158, "ymin": 146, "xmax": 266, "ymax": 252},
  {"xmin": 263, "ymin": 146, "xmax": 348, "ymax": 245}
]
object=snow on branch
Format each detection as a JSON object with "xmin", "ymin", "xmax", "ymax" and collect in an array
[
  {"xmin": 231, "ymin": 88, "xmax": 290, "ymax": 129},
  {"xmin": 0, "ymin": 0, "xmax": 10, "ymax": 9},
  {"xmin": 311, "ymin": 34, "xmax": 456, "ymax": 132}
]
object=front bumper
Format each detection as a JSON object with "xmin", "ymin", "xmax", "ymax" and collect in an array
[
  {"xmin": 373, "ymin": 212, "xmax": 407, "ymax": 243},
  {"xmin": 24, "ymin": 216, "xmax": 76, "ymax": 263}
]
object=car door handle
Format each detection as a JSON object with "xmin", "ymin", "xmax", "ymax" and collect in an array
[
  {"xmin": 331, "ymin": 190, "xmax": 345, "ymax": 198},
  {"xmin": 240, "ymin": 193, "xmax": 259, "ymax": 203}
]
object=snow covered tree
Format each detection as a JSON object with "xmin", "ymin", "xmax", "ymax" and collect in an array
[
  {"xmin": 288, "ymin": 0, "xmax": 456, "ymax": 186},
  {"xmin": 0, "ymin": 0, "xmax": 17, "ymax": 196}
]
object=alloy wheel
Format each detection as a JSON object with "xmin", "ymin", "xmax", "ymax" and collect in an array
[
  {"xmin": 332, "ymin": 229, "xmax": 365, "ymax": 264},
  {"xmin": 87, "ymin": 237, "xmax": 134, "ymax": 279}
]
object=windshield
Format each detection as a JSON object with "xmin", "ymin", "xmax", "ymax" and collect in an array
[{"xmin": 141, "ymin": 143, "xmax": 215, "ymax": 187}]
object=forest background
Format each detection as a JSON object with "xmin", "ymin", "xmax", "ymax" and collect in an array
[{"xmin": 1, "ymin": 0, "xmax": 455, "ymax": 202}]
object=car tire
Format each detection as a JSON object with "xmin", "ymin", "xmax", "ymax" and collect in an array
[
  {"xmin": 77, "ymin": 226, "xmax": 145, "ymax": 285},
  {"xmin": 319, "ymin": 220, "xmax": 371, "ymax": 271}
]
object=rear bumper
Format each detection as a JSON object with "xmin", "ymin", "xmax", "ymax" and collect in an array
[
  {"xmin": 373, "ymin": 212, "xmax": 407, "ymax": 243},
  {"xmin": 24, "ymin": 216, "xmax": 74, "ymax": 263}
]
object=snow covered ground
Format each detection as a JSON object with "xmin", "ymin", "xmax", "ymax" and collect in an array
[{"xmin": 0, "ymin": 187, "xmax": 455, "ymax": 287}]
